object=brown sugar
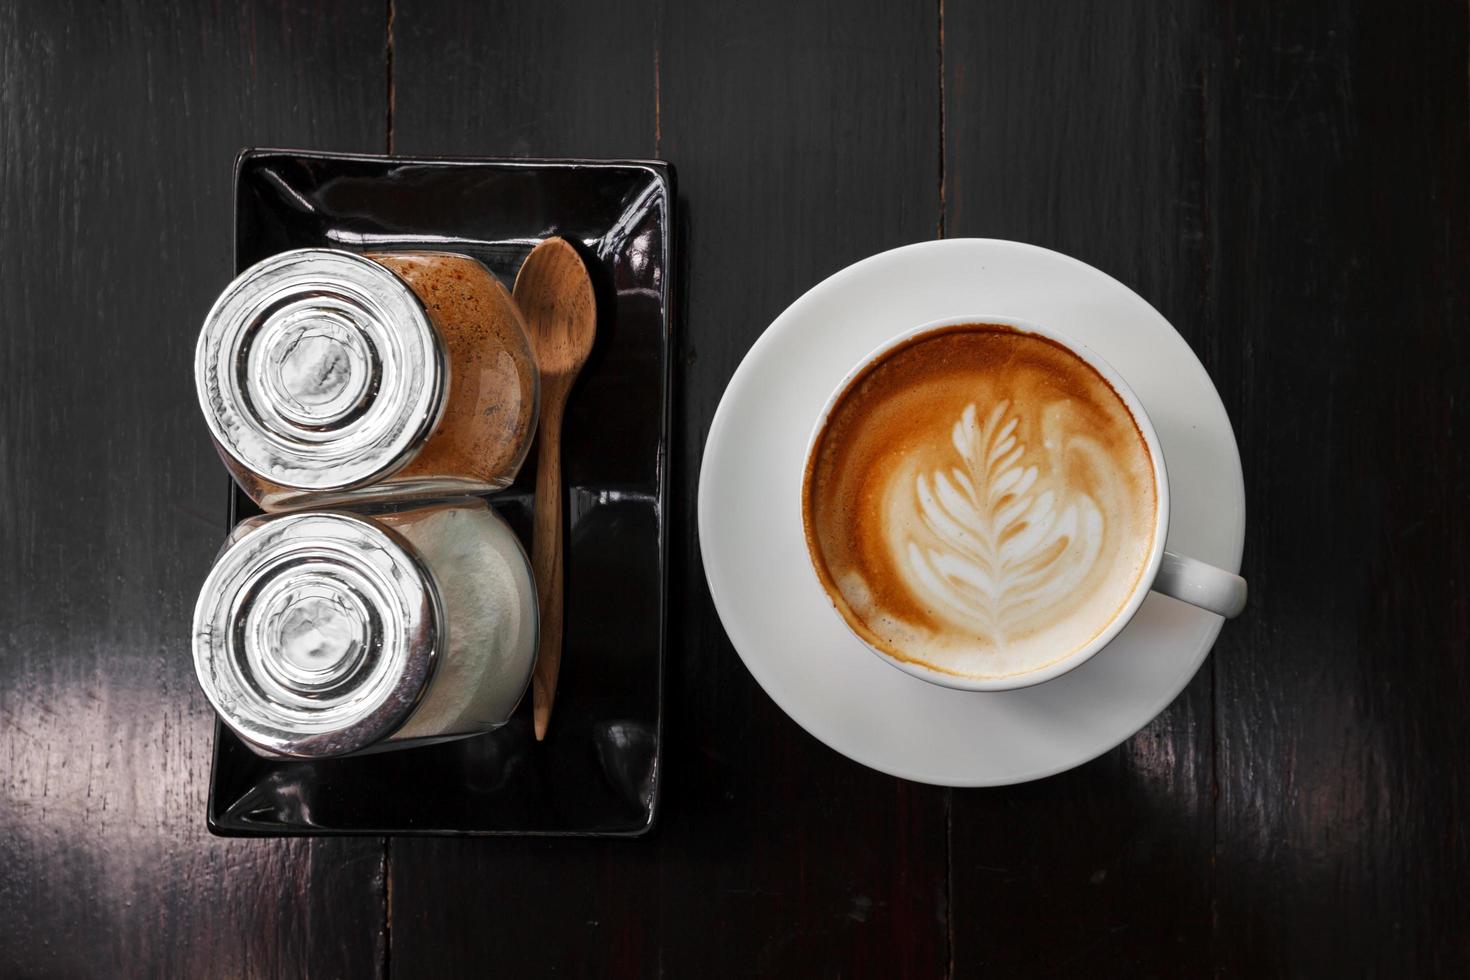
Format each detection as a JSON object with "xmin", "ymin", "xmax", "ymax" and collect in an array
[{"xmin": 367, "ymin": 252, "xmax": 538, "ymax": 492}]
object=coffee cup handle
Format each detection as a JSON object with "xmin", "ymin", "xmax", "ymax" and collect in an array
[{"xmin": 1153, "ymin": 551, "xmax": 1248, "ymax": 618}]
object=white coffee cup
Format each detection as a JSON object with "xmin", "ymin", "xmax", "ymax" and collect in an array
[{"xmin": 803, "ymin": 314, "xmax": 1247, "ymax": 692}]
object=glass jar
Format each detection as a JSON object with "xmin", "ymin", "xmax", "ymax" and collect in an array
[
  {"xmin": 193, "ymin": 498, "xmax": 538, "ymax": 758},
  {"xmin": 196, "ymin": 248, "xmax": 539, "ymax": 511}
]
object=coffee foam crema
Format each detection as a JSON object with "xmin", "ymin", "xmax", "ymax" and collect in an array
[{"xmin": 803, "ymin": 324, "xmax": 1158, "ymax": 679}]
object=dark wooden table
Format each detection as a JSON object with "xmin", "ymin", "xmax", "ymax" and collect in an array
[{"xmin": 2, "ymin": 1, "xmax": 1466, "ymax": 976}]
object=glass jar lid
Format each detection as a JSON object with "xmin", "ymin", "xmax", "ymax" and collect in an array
[
  {"xmin": 195, "ymin": 248, "xmax": 446, "ymax": 491},
  {"xmin": 193, "ymin": 511, "xmax": 442, "ymax": 757}
]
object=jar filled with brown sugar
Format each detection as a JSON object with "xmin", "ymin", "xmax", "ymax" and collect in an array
[{"xmin": 196, "ymin": 248, "xmax": 538, "ymax": 511}]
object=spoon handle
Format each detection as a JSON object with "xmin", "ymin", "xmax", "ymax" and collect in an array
[{"xmin": 531, "ymin": 404, "xmax": 565, "ymax": 741}]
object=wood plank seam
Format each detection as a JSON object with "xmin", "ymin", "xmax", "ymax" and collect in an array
[
  {"xmin": 386, "ymin": 0, "xmax": 396, "ymax": 155},
  {"xmin": 383, "ymin": 5, "xmax": 395, "ymax": 978}
]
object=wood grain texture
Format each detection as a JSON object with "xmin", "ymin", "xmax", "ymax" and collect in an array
[
  {"xmin": 0, "ymin": 1, "xmax": 387, "ymax": 976},
  {"xmin": 390, "ymin": 0, "xmax": 657, "ymax": 158},
  {"xmin": 1208, "ymin": 1, "xmax": 1470, "ymax": 974},
  {"xmin": 944, "ymin": 3, "xmax": 1217, "ymax": 975}
]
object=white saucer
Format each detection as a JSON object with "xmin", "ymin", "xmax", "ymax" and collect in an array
[{"xmin": 697, "ymin": 239, "xmax": 1245, "ymax": 787}]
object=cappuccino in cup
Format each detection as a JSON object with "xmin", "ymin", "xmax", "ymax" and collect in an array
[{"xmin": 803, "ymin": 321, "xmax": 1164, "ymax": 683}]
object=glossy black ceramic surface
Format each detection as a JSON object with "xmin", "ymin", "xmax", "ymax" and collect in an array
[{"xmin": 208, "ymin": 150, "xmax": 672, "ymax": 837}]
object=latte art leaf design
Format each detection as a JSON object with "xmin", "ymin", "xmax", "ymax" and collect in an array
[{"xmin": 904, "ymin": 401, "xmax": 1103, "ymax": 642}]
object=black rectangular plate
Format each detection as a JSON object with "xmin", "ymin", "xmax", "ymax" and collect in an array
[{"xmin": 207, "ymin": 149, "xmax": 673, "ymax": 837}]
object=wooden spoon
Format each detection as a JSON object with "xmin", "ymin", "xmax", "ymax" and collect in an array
[{"xmin": 513, "ymin": 237, "xmax": 597, "ymax": 741}]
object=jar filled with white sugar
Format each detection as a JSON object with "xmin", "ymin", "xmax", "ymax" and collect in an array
[{"xmin": 192, "ymin": 498, "xmax": 537, "ymax": 758}]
